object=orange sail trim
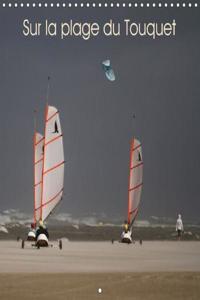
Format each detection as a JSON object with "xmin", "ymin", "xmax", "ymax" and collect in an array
[
  {"xmin": 40, "ymin": 104, "xmax": 48, "ymax": 221},
  {"xmin": 130, "ymin": 162, "xmax": 143, "ymax": 170},
  {"xmin": 127, "ymin": 138, "xmax": 134, "ymax": 224},
  {"xmin": 128, "ymin": 182, "xmax": 143, "ymax": 192},
  {"xmin": 46, "ymin": 110, "xmax": 58, "ymax": 123},
  {"xmin": 36, "ymin": 188, "xmax": 63, "ymax": 211},
  {"xmin": 132, "ymin": 143, "xmax": 141, "ymax": 152},
  {"xmin": 43, "ymin": 161, "xmax": 65, "ymax": 176},
  {"xmin": 34, "ymin": 180, "xmax": 42, "ymax": 188},
  {"xmin": 34, "ymin": 157, "xmax": 43, "ymax": 165},
  {"xmin": 45, "ymin": 134, "xmax": 62, "ymax": 147},
  {"xmin": 35, "ymin": 136, "xmax": 44, "ymax": 146}
]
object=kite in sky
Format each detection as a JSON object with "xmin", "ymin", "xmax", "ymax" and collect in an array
[{"xmin": 102, "ymin": 59, "xmax": 116, "ymax": 81}]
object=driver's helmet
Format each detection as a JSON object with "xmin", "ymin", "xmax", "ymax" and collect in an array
[
  {"xmin": 39, "ymin": 219, "xmax": 44, "ymax": 228},
  {"xmin": 124, "ymin": 220, "xmax": 129, "ymax": 232}
]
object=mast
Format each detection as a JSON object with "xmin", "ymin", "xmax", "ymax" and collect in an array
[
  {"xmin": 40, "ymin": 104, "xmax": 48, "ymax": 221},
  {"xmin": 33, "ymin": 110, "xmax": 37, "ymax": 225},
  {"xmin": 33, "ymin": 114, "xmax": 45, "ymax": 224},
  {"xmin": 46, "ymin": 76, "xmax": 50, "ymax": 105},
  {"xmin": 40, "ymin": 76, "xmax": 51, "ymax": 221}
]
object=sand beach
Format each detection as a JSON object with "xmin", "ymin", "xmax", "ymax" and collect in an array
[{"xmin": 0, "ymin": 240, "xmax": 200, "ymax": 299}]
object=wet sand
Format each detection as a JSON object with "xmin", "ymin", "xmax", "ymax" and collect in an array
[
  {"xmin": 0, "ymin": 241, "xmax": 200, "ymax": 299},
  {"xmin": 0, "ymin": 240, "xmax": 200, "ymax": 273},
  {"xmin": 0, "ymin": 273, "xmax": 200, "ymax": 300}
]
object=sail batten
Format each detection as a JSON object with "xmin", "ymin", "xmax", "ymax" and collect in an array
[
  {"xmin": 36, "ymin": 188, "xmax": 63, "ymax": 210},
  {"xmin": 127, "ymin": 137, "xmax": 143, "ymax": 227},
  {"xmin": 35, "ymin": 136, "xmax": 44, "ymax": 146},
  {"xmin": 46, "ymin": 110, "xmax": 59, "ymax": 122},
  {"xmin": 43, "ymin": 161, "xmax": 65, "ymax": 176},
  {"xmin": 42, "ymin": 188, "xmax": 63, "ymax": 208},
  {"xmin": 45, "ymin": 134, "xmax": 62, "ymax": 147}
]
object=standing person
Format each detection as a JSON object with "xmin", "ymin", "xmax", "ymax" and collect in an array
[{"xmin": 176, "ymin": 214, "xmax": 184, "ymax": 240}]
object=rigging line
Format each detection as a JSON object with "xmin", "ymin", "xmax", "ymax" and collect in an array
[
  {"xmin": 130, "ymin": 209, "xmax": 139, "ymax": 228},
  {"xmin": 129, "ymin": 206, "xmax": 139, "ymax": 215},
  {"xmin": 44, "ymin": 196, "xmax": 63, "ymax": 222}
]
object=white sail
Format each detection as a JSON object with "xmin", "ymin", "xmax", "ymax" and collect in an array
[
  {"xmin": 34, "ymin": 132, "xmax": 44, "ymax": 223},
  {"xmin": 128, "ymin": 138, "xmax": 143, "ymax": 227},
  {"xmin": 41, "ymin": 105, "xmax": 64, "ymax": 221}
]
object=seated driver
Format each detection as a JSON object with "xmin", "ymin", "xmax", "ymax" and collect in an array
[
  {"xmin": 30, "ymin": 222, "xmax": 36, "ymax": 233},
  {"xmin": 123, "ymin": 220, "xmax": 130, "ymax": 233},
  {"xmin": 36, "ymin": 219, "xmax": 49, "ymax": 240}
]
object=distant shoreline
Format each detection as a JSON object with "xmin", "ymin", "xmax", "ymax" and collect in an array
[{"xmin": 1, "ymin": 224, "xmax": 200, "ymax": 241}]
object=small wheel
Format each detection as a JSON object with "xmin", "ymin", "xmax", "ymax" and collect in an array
[
  {"xmin": 59, "ymin": 240, "xmax": 62, "ymax": 250},
  {"xmin": 21, "ymin": 240, "xmax": 25, "ymax": 249}
]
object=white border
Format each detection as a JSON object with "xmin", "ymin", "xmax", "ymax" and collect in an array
[{"xmin": 1, "ymin": 2, "xmax": 199, "ymax": 8}]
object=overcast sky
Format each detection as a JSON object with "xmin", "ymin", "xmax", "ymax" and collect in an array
[{"xmin": 0, "ymin": 4, "xmax": 200, "ymax": 222}]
